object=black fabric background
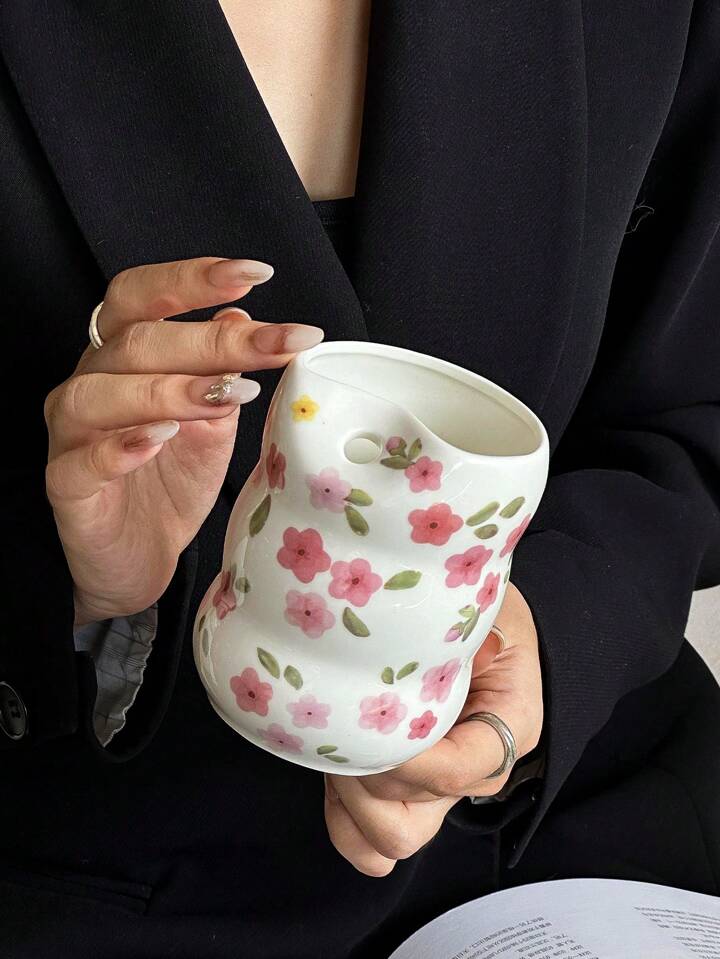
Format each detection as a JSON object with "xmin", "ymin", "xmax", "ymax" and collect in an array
[{"xmin": 0, "ymin": 2, "xmax": 719, "ymax": 957}]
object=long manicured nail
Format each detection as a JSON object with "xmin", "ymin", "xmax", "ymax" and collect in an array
[
  {"xmin": 208, "ymin": 259, "xmax": 274, "ymax": 288},
  {"xmin": 252, "ymin": 323, "xmax": 325, "ymax": 354},
  {"xmin": 200, "ymin": 373, "xmax": 261, "ymax": 406},
  {"xmin": 123, "ymin": 420, "xmax": 180, "ymax": 450}
]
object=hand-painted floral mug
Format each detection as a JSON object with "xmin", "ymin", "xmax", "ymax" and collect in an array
[{"xmin": 193, "ymin": 341, "xmax": 549, "ymax": 775}]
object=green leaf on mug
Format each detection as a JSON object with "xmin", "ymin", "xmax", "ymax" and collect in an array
[
  {"xmin": 283, "ymin": 665, "xmax": 303, "ymax": 690},
  {"xmin": 396, "ymin": 661, "xmax": 419, "ymax": 680},
  {"xmin": 461, "ymin": 608, "xmax": 481, "ymax": 642},
  {"xmin": 235, "ymin": 576, "xmax": 251, "ymax": 593},
  {"xmin": 386, "ymin": 438, "xmax": 407, "ymax": 455},
  {"xmin": 327, "ymin": 755, "xmax": 350, "ymax": 764},
  {"xmin": 458, "ymin": 605, "xmax": 475, "ymax": 619},
  {"xmin": 466, "ymin": 501, "xmax": 500, "ymax": 526},
  {"xmin": 380, "ymin": 455, "xmax": 411, "ymax": 469},
  {"xmin": 499, "ymin": 496, "xmax": 525, "ymax": 518},
  {"xmin": 381, "ymin": 667, "xmax": 395, "ymax": 685},
  {"xmin": 257, "ymin": 647, "xmax": 280, "ymax": 678},
  {"xmin": 317, "ymin": 745, "xmax": 338, "ymax": 755},
  {"xmin": 407, "ymin": 438, "xmax": 423, "ymax": 461},
  {"xmin": 249, "ymin": 494, "xmax": 271, "ymax": 536},
  {"xmin": 384, "ymin": 570, "xmax": 422, "ymax": 590},
  {"xmin": 230, "ymin": 562, "xmax": 238, "ymax": 582},
  {"xmin": 345, "ymin": 505, "xmax": 369, "ymax": 536},
  {"xmin": 474, "ymin": 523, "xmax": 499, "ymax": 539},
  {"xmin": 343, "ymin": 607, "xmax": 370, "ymax": 637},
  {"xmin": 201, "ymin": 628, "xmax": 210, "ymax": 657},
  {"xmin": 345, "ymin": 488, "xmax": 373, "ymax": 507}
]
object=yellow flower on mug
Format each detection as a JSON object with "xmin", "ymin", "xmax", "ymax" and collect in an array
[{"xmin": 291, "ymin": 394, "xmax": 319, "ymax": 422}]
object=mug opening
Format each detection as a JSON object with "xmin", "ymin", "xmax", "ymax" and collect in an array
[{"xmin": 303, "ymin": 342, "xmax": 544, "ymax": 458}]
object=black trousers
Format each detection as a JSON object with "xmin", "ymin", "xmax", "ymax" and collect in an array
[{"xmin": 0, "ymin": 642, "xmax": 716, "ymax": 959}]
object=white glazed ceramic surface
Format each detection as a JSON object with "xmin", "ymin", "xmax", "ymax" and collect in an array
[{"xmin": 193, "ymin": 342, "xmax": 549, "ymax": 775}]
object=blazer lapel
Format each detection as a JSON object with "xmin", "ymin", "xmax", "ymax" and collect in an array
[
  {"xmin": 1, "ymin": 0, "xmax": 588, "ymax": 437},
  {"xmin": 0, "ymin": 0, "xmax": 368, "ymax": 337}
]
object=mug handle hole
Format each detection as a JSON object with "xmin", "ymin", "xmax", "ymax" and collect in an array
[{"xmin": 344, "ymin": 434, "xmax": 383, "ymax": 464}]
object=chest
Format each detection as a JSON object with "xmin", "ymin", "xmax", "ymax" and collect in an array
[{"xmin": 217, "ymin": 0, "xmax": 372, "ymax": 200}]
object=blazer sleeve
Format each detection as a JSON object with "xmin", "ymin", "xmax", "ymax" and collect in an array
[
  {"xmin": 503, "ymin": 0, "xmax": 720, "ymax": 865},
  {"xmin": 0, "ymin": 465, "xmax": 198, "ymax": 759}
]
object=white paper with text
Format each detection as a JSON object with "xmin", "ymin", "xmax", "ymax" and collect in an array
[{"xmin": 389, "ymin": 878, "xmax": 720, "ymax": 959}]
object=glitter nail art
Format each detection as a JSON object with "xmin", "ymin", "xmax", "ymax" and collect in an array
[{"xmin": 204, "ymin": 373, "xmax": 241, "ymax": 405}]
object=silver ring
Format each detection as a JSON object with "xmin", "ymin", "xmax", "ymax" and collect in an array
[
  {"xmin": 89, "ymin": 301, "xmax": 105, "ymax": 349},
  {"xmin": 463, "ymin": 711, "xmax": 517, "ymax": 779},
  {"xmin": 488, "ymin": 624, "xmax": 507, "ymax": 653}
]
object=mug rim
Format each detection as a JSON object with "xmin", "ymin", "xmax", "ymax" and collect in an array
[{"xmin": 297, "ymin": 339, "xmax": 549, "ymax": 464}]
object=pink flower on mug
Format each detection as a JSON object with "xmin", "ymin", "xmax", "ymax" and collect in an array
[
  {"xmin": 277, "ymin": 527, "xmax": 332, "ymax": 583},
  {"xmin": 408, "ymin": 710, "xmax": 438, "ymax": 740},
  {"xmin": 258, "ymin": 723, "xmax": 304, "ymax": 754},
  {"xmin": 230, "ymin": 668, "xmax": 273, "ymax": 716},
  {"xmin": 306, "ymin": 467, "xmax": 352, "ymax": 513},
  {"xmin": 386, "ymin": 436, "xmax": 405, "ymax": 453},
  {"xmin": 358, "ymin": 693, "xmax": 408, "ymax": 734},
  {"xmin": 499, "ymin": 513, "xmax": 532, "ymax": 558},
  {"xmin": 476, "ymin": 571, "xmax": 501, "ymax": 612},
  {"xmin": 405, "ymin": 456, "xmax": 443, "ymax": 493},
  {"xmin": 284, "ymin": 590, "xmax": 336, "ymax": 638},
  {"xmin": 444, "ymin": 544, "xmax": 493, "ymax": 588},
  {"xmin": 287, "ymin": 694, "xmax": 332, "ymax": 729},
  {"xmin": 328, "ymin": 558, "xmax": 383, "ymax": 608},
  {"xmin": 420, "ymin": 659, "xmax": 462, "ymax": 703},
  {"xmin": 444, "ymin": 625, "xmax": 464, "ymax": 643},
  {"xmin": 266, "ymin": 442, "xmax": 286, "ymax": 490},
  {"xmin": 212, "ymin": 570, "xmax": 236, "ymax": 620},
  {"xmin": 408, "ymin": 503, "xmax": 463, "ymax": 546}
]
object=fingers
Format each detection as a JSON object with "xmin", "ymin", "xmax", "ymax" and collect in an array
[
  {"xmin": 328, "ymin": 775, "xmax": 457, "ymax": 864},
  {"xmin": 361, "ymin": 716, "xmax": 509, "ymax": 804},
  {"xmin": 324, "ymin": 779, "xmax": 398, "ymax": 878},
  {"xmin": 79, "ymin": 310, "xmax": 325, "ymax": 376},
  {"xmin": 96, "ymin": 256, "xmax": 275, "ymax": 340},
  {"xmin": 46, "ymin": 421, "xmax": 180, "ymax": 503},
  {"xmin": 45, "ymin": 371, "xmax": 261, "ymax": 449}
]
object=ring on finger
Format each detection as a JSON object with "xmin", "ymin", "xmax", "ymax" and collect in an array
[
  {"xmin": 488, "ymin": 623, "xmax": 507, "ymax": 653},
  {"xmin": 88, "ymin": 299, "xmax": 167, "ymax": 350},
  {"xmin": 89, "ymin": 301, "xmax": 106, "ymax": 349},
  {"xmin": 462, "ymin": 711, "xmax": 517, "ymax": 779}
]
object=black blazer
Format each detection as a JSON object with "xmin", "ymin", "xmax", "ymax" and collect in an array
[{"xmin": 1, "ymin": 3, "xmax": 719, "ymax": 957}]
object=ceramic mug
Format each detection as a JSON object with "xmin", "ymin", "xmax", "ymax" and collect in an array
[{"xmin": 193, "ymin": 341, "xmax": 549, "ymax": 775}]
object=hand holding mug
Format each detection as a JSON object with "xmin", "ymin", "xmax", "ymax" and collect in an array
[
  {"xmin": 44, "ymin": 256, "xmax": 324, "ymax": 625},
  {"xmin": 324, "ymin": 582, "xmax": 543, "ymax": 876}
]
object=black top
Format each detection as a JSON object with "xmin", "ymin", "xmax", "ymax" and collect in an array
[
  {"xmin": 312, "ymin": 195, "xmax": 355, "ymax": 268},
  {"xmin": 1, "ymin": 4, "xmax": 719, "ymax": 959}
]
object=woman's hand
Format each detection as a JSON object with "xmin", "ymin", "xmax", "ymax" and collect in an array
[
  {"xmin": 45, "ymin": 256, "xmax": 324, "ymax": 626},
  {"xmin": 324, "ymin": 582, "xmax": 543, "ymax": 876}
]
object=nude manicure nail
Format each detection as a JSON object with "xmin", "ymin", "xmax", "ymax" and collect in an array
[
  {"xmin": 123, "ymin": 420, "xmax": 180, "ymax": 449},
  {"xmin": 283, "ymin": 325, "xmax": 325, "ymax": 352},
  {"xmin": 202, "ymin": 373, "xmax": 261, "ymax": 406},
  {"xmin": 208, "ymin": 259, "xmax": 275, "ymax": 288},
  {"xmin": 253, "ymin": 323, "xmax": 325, "ymax": 354}
]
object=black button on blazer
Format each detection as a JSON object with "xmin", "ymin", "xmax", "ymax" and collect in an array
[{"xmin": 0, "ymin": 3, "xmax": 718, "ymax": 957}]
